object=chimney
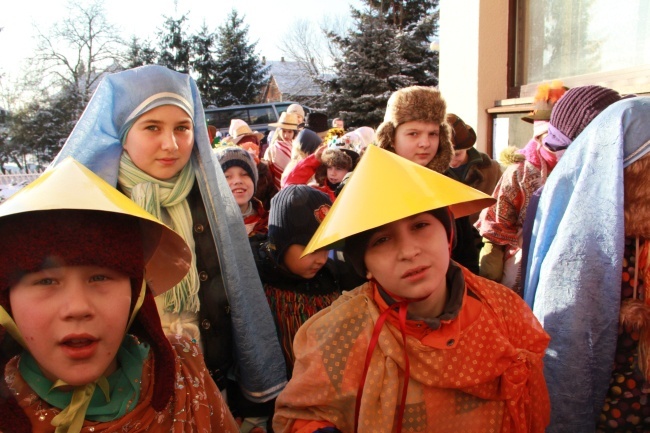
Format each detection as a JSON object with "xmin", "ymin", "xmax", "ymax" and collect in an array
[
  {"xmin": 262, "ymin": 56, "xmax": 266, "ymax": 65},
  {"xmin": 281, "ymin": 57, "xmax": 285, "ymax": 62}
]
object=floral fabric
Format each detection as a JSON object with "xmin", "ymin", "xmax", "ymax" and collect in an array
[
  {"xmin": 596, "ymin": 237, "xmax": 650, "ymax": 432},
  {"xmin": 5, "ymin": 335, "xmax": 239, "ymax": 433},
  {"xmin": 475, "ymin": 141, "xmax": 549, "ymax": 248}
]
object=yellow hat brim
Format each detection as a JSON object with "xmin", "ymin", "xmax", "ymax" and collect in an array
[
  {"xmin": 0, "ymin": 157, "xmax": 191, "ymax": 295},
  {"xmin": 302, "ymin": 145, "xmax": 495, "ymax": 256}
]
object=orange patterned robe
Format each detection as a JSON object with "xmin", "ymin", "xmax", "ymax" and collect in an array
[{"xmin": 274, "ymin": 267, "xmax": 550, "ymax": 433}]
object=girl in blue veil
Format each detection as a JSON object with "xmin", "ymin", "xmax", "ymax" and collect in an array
[{"xmin": 51, "ymin": 65, "xmax": 287, "ymax": 410}]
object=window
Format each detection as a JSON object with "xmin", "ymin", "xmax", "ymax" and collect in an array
[
  {"xmin": 248, "ymin": 106, "xmax": 276, "ymax": 125},
  {"xmin": 205, "ymin": 109, "xmax": 248, "ymax": 129},
  {"xmin": 514, "ymin": 0, "xmax": 650, "ymax": 96}
]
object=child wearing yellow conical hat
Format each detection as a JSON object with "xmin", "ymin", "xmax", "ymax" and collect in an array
[
  {"xmin": 273, "ymin": 146, "xmax": 550, "ymax": 433},
  {"xmin": 0, "ymin": 158, "xmax": 239, "ymax": 432}
]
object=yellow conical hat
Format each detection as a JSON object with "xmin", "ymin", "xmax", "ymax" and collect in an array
[
  {"xmin": 0, "ymin": 157, "xmax": 191, "ymax": 295},
  {"xmin": 303, "ymin": 145, "xmax": 495, "ymax": 255}
]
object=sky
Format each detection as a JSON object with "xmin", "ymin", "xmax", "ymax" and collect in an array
[{"xmin": 0, "ymin": 0, "xmax": 363, "ymax": 98}]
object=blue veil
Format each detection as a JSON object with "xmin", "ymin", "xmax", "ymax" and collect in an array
[
  {"xmin": 51, "ymin": 65, "xmax": 287, "ymax": 402},
  {"xmin": 523, "ymin": 97, "xmax": 650, "ymax": 432}
]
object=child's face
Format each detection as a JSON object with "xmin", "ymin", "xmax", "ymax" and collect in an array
[
  {"xmin": 9, "ymin": 265, "xmax": 132, "ymax": 386},
  {"xmin": 394, "ymin": 121, "xmax": 440, "ymax": 167},
  {"xmin": 123, "ymin": 105, "xmax": 194, "ymax": 180},
  {"xmin": 280, "ymin": 128, "xmax": 295, "ymax": 142},
  {"xmin": 224, "ymin": 166, "xmax": 255, "ymax": 212},
  {"xmin": 364, "ymin": 212, "xmax": 450, "ymax": 317},
  {"xmin": 450, "ymin": 148, "xmax": 468, "ymax": 168},
  {"xmin": 283, "ymin": 245, "xmax": 329, "ymax": 279},
  {"xmin": 327, "ymin": 166, "xmax": 348, "ymax": 184}
]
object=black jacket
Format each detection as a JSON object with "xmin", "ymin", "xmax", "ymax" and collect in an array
[{"xmin": 187, "ymin": 183, "xmax": 233, "ymax": 390}]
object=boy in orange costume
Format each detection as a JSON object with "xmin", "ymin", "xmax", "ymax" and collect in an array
[{"xmin": 273, "ymin": 146, "xmax": 550, "ymax": 433}]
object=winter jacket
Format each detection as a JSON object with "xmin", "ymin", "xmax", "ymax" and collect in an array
[
  {"xmin": 283, "ymin": 153, "xmax": 339, "ymax": 202},
  {"xmin": 446, "ymin": 147, "xmax": 502, "ymax": 224},
  {"xmin": 254, "ymin": 242, "xmax": 342, "ymax": 377},
  {"xmin": 187, "ymin": 183, "xmax": 234, "ymax": 390}
]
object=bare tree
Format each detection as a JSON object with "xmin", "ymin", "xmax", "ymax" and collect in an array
[
  {"xmin": 29, "ymin": 0, "xmax": 123, "ymax": 100},
  {"xmin": 279, "ymin": 15, "xmax": 352, "ymax": 78}
]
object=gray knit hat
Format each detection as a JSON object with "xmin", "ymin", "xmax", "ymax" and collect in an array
[
  {"xmin": 215, "ymin": 146, "xmax": 259, "ymax": 192},
  {"xmin": 268, "ymin": 185, "xmax": 331, "ymax": 263}
]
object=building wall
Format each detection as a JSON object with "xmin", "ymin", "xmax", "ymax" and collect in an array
[
  {"xmin": 439, "ymin": 0, "xmax": 510, "ymax": 156},
  {"xmin": 439, "ymin": 0, "xmax": 650, "ymax": 159},
  {"xmin": 262, "ymin": 77, "xmax": 282, "ymax": 103}
]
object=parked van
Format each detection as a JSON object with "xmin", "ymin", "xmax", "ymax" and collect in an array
[{"xmin": 204, "ymin": 102, "xmax": 311, "ymax": 142}]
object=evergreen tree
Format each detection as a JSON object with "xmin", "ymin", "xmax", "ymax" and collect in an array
[
  {"xmin": 324, "ymin": 10, "xmax": 414, "ymax": 128},
  {"xmin": 362, "ymin": 0, "xmax": 440, "ymax": 87},
  {"xmin": 213, "ymin": 9, "xmax": 268, "ymax": 106},
  {"xmin": 124, "ymin": 36, "xmax": 158, "ymax": 69},
  {"xmin": 398, "ymin": 13, "xmax": 439, "ymax": 87},
  {"xmin": 7, "ymin": 85, "xmax": 83, "ymax": 167},
  {"xmin": 157, "ymin": 14, "xmax": 192, "ymax": 73},
  {"xmin": 362, "ymin": 0, "xmax": 437, "ymax": 28},
  {"xmin": 191, "ymin": 24, "xmax": 220, "ymax": 106}
]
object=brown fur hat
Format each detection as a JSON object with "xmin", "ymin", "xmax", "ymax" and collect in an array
[
  {"xmin": 376, "ymin": 86, "xmax": 453, "ymax": 173},
  {"xmin": 321, "ymin": 148, "xmax": 353, "ymax": 171},
  {"xmin": 624, "ymin": 153, "xmax": 650, "ymax": 238}
]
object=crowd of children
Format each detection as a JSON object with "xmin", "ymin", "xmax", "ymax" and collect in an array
[{"xmin": 0, "ymin": 63, "xmax": 647, "ymax": 433}]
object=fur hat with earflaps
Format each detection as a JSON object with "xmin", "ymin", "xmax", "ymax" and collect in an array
[
  {"xmin": 0, "ymin": 158, "xmax": 192, "ymax": 433},
  {"xmin": 376, "ymin": 86, "xmax": 453, "ymax": 173}
]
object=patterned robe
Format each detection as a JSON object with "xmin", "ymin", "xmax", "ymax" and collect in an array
[
  {"xmin": 5, "ymin": 335, "xmax": 239, "ymax": 433},
  {"xmin": 274, "ymin": 267, "xmax": 550, "ymax": 433}
]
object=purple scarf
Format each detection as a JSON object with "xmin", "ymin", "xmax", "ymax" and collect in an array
[{"xmin": 543, "ymin": 124, "xmax": 572, "ymax": 151}]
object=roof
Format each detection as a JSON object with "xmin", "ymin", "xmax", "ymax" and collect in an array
[{"xmin": 265, "ymin": 60, "xmax": 322, "ymax": 96}]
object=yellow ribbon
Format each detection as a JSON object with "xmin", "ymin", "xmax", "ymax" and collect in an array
[
  {"xmin": 0, "ymin": 305, "xmax": 27, "ymax": 349},
  {"xmin": 50, "ymin": 377, "xmax": 110, "ymax": 433}
]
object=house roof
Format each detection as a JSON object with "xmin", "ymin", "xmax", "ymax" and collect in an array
[{"xmin": 265, "ymin": 60, "xmax": 322, "ymax": 96}]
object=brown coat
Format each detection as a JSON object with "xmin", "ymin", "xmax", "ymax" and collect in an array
[{"xmin": 448, "ymin": 147, "xmax": 502, "ymax": 224}]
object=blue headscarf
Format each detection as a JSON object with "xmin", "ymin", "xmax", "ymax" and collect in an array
[
  {"xmin": 523, "ymin": 97, "xmax": 650, "ymax": 432},
  {"xmin": 52, "ymin": 65, "xmax": 287, "ymax": 402}
]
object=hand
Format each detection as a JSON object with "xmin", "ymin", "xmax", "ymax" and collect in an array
[{"xmin": 314, "ymin": 144, "xmax": 327, "ymax": 162}]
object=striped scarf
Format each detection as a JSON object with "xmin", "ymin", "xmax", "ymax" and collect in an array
[{"xmin": 118, "ymin": 152, "xmax": 200, "ymax": 313}]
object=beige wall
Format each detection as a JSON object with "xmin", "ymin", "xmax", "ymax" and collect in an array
[{"xmin": 438, "ymin": 0, "xmax": 510, "ymax": 153}]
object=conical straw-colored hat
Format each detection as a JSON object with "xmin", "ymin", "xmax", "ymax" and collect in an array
[
  {"xmin": 303, "ymin": 145, "xmax": 495, "ymax": 255},
  {"xmin": 0, "ymin": 157, "xmax": 191, "ymax": 295}
]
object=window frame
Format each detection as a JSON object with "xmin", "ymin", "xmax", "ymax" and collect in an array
[{"xmin": 506, "ymin": 0, "xmax": 650, "ymax": 100}]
